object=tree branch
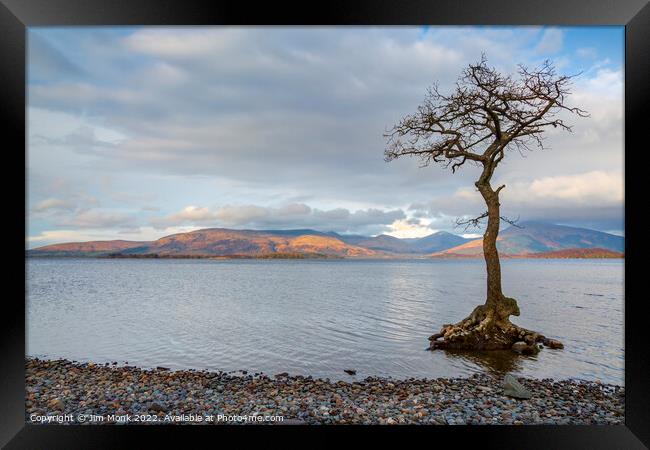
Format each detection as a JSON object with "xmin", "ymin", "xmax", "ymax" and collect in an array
[
  {"xmin": 500, "ymin": 214, "xmax": 522, "ymax": 228},
  {"xmin": 455, "ymin": 211, "xmax": 489, "ymax": 231},
  {"xmin": 384, "ymin": 57, "xmax": 588, "ymax": 181}
]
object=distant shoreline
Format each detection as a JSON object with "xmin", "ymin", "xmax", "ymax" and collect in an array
[
  {"xmin": 25, "ymin": 253, "xmax": 624, "ymax": 260},
  {"xmin": 27, "ymin": 252, "xmax": 344, "ymax": 260},
  {"xmin": 25, "ymin": 357, "xmax": 624, "ymax": 425}
]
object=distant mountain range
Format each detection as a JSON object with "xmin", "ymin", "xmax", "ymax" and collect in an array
[
  {"xmin": 431, "ymin": 222, "xmax": 624, "ymax": 257},
  {"xmin": 328, "ymin": 230, "xmax": 469, "ymax": 254},
  {"xmin": 28, "ymin": 221, "xmax": 624, "ymax": 259}
]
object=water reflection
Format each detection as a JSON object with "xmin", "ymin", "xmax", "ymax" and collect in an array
[{"xmin": 442, "ymin": 349, "xmax": 530, "ymax": 376}]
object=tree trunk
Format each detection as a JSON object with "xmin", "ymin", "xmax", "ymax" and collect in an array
[
  {"xmin": 476, "ymin": 182, "xmax": 520, "ymax": 326},
  {"xmin": 427, "ymin": 174, "xmax": 559, "ymax": 352},
  {"xmin": 480, "ymin": 184, "xmax": 504, "ymax": 307}
]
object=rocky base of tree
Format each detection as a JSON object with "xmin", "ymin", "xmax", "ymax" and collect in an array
[{"xmin": 427, "ymin": 297, "xmax": 563, "ymax": 354}]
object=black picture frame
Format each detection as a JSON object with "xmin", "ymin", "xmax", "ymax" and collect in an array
[{"xmin": 1, "ymin": 0, "xmax": 648, "ymax": 447}]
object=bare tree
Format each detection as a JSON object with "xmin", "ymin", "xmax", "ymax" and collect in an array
[{"xmin": 384, "ymin": 57, "xmax": 587, "ymax": 351}]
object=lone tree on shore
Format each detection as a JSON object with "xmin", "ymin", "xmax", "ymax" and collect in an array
[{"xmin": 384, "ymin": 57, "xmax": 587, "ymax": 352}]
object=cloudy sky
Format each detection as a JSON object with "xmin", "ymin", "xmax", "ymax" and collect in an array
[{"xmin": 27, "ymin": 26, "xmax": 624, "ymax": 247}]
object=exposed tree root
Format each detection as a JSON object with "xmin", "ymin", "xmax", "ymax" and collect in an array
[{"xmin": 427, "ymin": 296, "xmax": 563, "ymax": 352}]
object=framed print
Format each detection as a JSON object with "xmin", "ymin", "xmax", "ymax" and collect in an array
[{"xmin": 1, "ymin": 0, "xmax": 648, "ymax": 448}]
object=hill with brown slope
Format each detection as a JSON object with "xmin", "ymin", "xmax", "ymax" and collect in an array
[
  {"xmin": 29, "ymin": 229, "xmax": 378, "ymax": 258},
  {"xmin": 430, "ymin": 237, "xmax": 486, "ymax": 257},
  {"xmin": 139, "ymin": 229, "xmax": 378, "ymax": 257},
  {"xmin": 431, "ymin": 222, "xmax": 624, "ymax": 258},
  {"xmin": 28, "ymin": 240, "xmax": 148, "ymax": 256}
]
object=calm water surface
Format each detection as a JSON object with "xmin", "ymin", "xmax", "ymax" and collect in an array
[{"xmin": 26, "ymin": 259, "xmax": 624, "ymax": 384}]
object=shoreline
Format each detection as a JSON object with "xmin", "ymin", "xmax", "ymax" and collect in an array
[
  {"xmin": 26, "ymin": 358, "xmax": 624, "ymax": 425},
  {"xmin": 26, "ymin": 255, "xmax": 624, "ymax": 261}
]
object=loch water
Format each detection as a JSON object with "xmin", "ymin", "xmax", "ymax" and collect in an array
[{"xmin": 27, "ymin": 258, "xmax": 624, "ymax": 384}]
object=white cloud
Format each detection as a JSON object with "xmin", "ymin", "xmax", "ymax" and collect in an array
[
  {"xmin": 163, "ymin": 205, "xmax": 217, "ymax": 223},
  {"xmin": 535, "ymin": 28, "xmax": 563, "ymax": 54},
  {"xmin": 409, "ymin": 171, "xmax": 623, "ymax": 230},
  {"xmin": 58, "ymin": 209, "xmax": 136, "ymax": 229},
  {"xmin": 123, "ymin": 28, "xmax": 247, "ymax": 59},
  {"xmin": 506, "ymin": 171, "xmax": 623, "ymax": 205},
  {"xmin": 32, "ymin": 198, "xmax": 74, "ymax": 212},
  {"xmin": 28, "ymin": 229, "xmax": 105, "ymax": 243},
  {"xmin": 577, "ymin": 68, "xmax": 623, "ymax": 98},
  {"xmin": 577, "ymin": 47, "xmax": 597, "ymax": 59},
  {"xmin": 142, "ymin": 62, "xmax": 190, "ymax": 86},
  {"xmin": 384, "ymin": 218, "xmax": 435, "ymax": 238},
  {"xmin": 150, "ymin": 203, "xmax": 405, "ymax": 234}
]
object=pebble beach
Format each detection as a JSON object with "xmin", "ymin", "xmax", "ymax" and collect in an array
[{"xmin": 25, "ymin": 358, "xmax": 624, "ymax": 425}]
